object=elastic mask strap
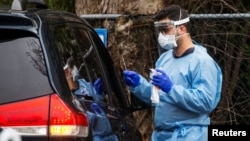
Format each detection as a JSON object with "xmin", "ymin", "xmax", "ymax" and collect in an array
[{"xmin": 179, "ymin": 9, "xmax": 182, "ymax": 20}]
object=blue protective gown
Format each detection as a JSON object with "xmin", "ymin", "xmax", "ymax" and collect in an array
[
  {"xmin": 130, "ymin": 45, "xmax": 222, "ymax": 141},
  {"xmin": 74, "ymin": 79, "xmax": 118, "ymax": 141},
  {"xmin": 87, "ymin": 111, "xmax": 119, "ymax": 141},
  {"xmin": 74, "ymin": 79, "xmax": 105, "ymax": 101}
]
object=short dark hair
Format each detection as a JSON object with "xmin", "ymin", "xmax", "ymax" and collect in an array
[{"xmin": 154, "ymin": 5, "xmax": 190, "ymax": 32}]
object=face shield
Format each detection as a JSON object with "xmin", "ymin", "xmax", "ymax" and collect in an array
[{"xmin": 154, "ymin": 17, "xmax": 190, "ymax": 55}]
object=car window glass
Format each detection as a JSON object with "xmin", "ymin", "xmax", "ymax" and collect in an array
[
  {"xmin": 0, "ymin": 30, "xmax": 52, "ymax": 104},
  {"xmin": 51, "ymin": 24, "xmax": 109, "ymax": 103}
]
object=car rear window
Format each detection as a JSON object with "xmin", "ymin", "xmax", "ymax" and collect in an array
[{"xmin": 0, "ymin": 29, "xmax": 53, "ymax": 104}]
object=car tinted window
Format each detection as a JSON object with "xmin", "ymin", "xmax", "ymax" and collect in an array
[
  {"xmin": 49, "ymin": 23, "xmax": 124, "ymax": 107},
  {"xmin": 0, "ymin": 30, "xmax": 52, "ymax": 104},
  {"xmin": 50, "ymin": 24, "xmax": 107, "ymax": 101}
]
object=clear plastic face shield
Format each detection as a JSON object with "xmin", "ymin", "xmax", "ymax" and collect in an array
[{"xmin": 154, "ymin": 17, "xmax": 190, "ymax": 55}]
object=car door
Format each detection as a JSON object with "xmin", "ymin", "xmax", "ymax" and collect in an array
[{"xmin": 47, "ymin": 19, "xmax": 143, "ymax": 140}]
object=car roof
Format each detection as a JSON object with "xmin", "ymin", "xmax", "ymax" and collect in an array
[{"xmin": 0, "ymin": 0, "xmax": 92, "ymax": 30}]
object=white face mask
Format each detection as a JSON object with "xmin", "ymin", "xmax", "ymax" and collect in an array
[{"xmin": 158, "ymin": 32, "xmax": 177, "ymax": 50}]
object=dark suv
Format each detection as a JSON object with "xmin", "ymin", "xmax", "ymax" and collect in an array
[{"xmin": 0, "ymin": 0, "xmax": 145, "ymax": 141}]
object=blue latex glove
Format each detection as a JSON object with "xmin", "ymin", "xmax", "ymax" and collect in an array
[
  {"xmin": 151, "ymin": 69, "xmax": 173, "ymax": 93},
  {"xmin": 91, "ymin": 103, "xmax": 102, "ymax": 115},
  {"xmin": 94, "ymin": 78, "xmax": 103, "ymax": 95},
  {"xmin": 123, "ymin": 70, "xmax": 140, "ymax": 87}
]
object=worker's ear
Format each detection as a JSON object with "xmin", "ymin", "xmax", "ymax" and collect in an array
[{"xmin": 177, "ymin": 25, "xmax": 187, "ymax": 34}]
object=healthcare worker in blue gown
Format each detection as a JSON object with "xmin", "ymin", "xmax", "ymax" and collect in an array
[
  {"xmin": 123, "ymin": 5, "xmax": 223, "ymax": 141},
  {"xmin": 63, "ymin": 54, "xmax": 118, "ymax": 141},
  {"xmin": 75, "ymin": 79, "xmax": 119, "ymax": 141}
]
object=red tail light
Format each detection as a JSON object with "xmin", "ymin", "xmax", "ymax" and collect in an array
[
  {"xmin": 49, "ymin": 94, "xmax": 88, "ymax": 136},
  {"xmin": 0, "ymin": 94, "xmax": 89, "ymax": 137}
]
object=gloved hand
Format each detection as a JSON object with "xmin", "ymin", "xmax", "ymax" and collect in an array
[
  {"xmin": 94, "ymin": 78, "xmax": 103, "ymax": 95},
  {"xmin": 123, "ymin": 70, "xmax": 140, "ymax": 87},
  {"xmin": 151, "ymin": 69, "xmax": 173, "ymax": 93},
  {"xmin": 91, "ymin": 103, "xmax": 102, "ymax": 115}
]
